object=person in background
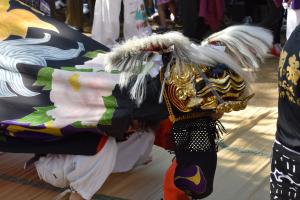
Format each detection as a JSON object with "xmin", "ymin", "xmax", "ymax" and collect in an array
[
  {"xmin": 92, "ymin": 0, "xmax": 151, "ymax": 48},
  {"xmin": 270, "ymin": 23, "xmax": 300, "ymax": 200},
  {"xmin": 285, "ymin": 0, "xmax": 300, "ymax": 39},
  {"xmin": 198, "ymin": 0, "xmax": 225, "ymax": 33},
  {"xmin": 243, "ymin": 0, "xmax": 283, "ymax": 57},
  {"xmin": 65, "ymin": 0, "xmax": 84, "ymax": 31},
  {"xmin": 243, "ymin": 0, "xmax": 259, "ymax": 24},
  {"xmin": 156, "ymin": 0, "xmax": 176, "ymax": 31},
  {"xmin": 260, "ymin": 0, "xmax": 283, "ymax": 57},
  {"xmin": 84, "ymin": 0, "xmax": 96, "ymax": 26},
  {"xmin": 144, "ymin": 0, "xmax": 155, "ymax": 17},
  {"xmin": 180, "ymin": 0, "xmax": 209, "ymax": 42}
]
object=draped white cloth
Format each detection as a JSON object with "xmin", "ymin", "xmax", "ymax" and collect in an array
[{"xmin": 35, "ymin": 131, "xmax": 154, "ymax": 200}]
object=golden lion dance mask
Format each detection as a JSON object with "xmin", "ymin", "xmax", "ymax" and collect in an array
[{"xmin": 164, "ymin": 62, "xmax": 254, "ymax": 118}]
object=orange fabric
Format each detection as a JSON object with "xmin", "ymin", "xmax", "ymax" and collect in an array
[
  {"xmin": 154, "ymin": 118, "xmax": 175, "ymax": 150},
  {"xmin": 163, "ymin": 160, "xmax": 190, "ymax": 200},
  {"xmin": 96, "ymin": 135, "xmax": 109, "ymax": 153}
]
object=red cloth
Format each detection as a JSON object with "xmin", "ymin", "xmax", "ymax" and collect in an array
[
  {"xmin": 154, "ymin": 118, "xmax": 175, "ymax": 150},
  {"xmin": 199, "ymin": 0, "xmax": 225, "ymax": 31},
  {"xmin": 96, "ymin": 135, "xmax": 108, "ymax": 152},
  {"xmin": 163, "ymin": 160, "xmax": 190, "ymax": 200}
]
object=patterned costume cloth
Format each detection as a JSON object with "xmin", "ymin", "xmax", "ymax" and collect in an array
[
  {"xmin": 171, "ymin": 118, "xmax": 218, "ymax": 198},
  {"xmin": 0, "ymin": 1, "xmax": 273, "ymax": 199},
  {"xmin": 271, "ymin": 23, "xmax": 300, "ymax": 200},
  {"xmin": 270, "ymin": 141, "xmax": 300, "ymax": 200}
]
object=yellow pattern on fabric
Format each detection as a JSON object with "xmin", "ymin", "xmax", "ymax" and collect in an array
[
  {"xmin": 0, "ymin": 0, "xmax": 58, "ymax": 41},
  {"xmin": 0, "ymin": 1, "xmax": 9, "ymax": 12},
  {"xmin": 279, "ymin": 51, "xmax": 288, "ymax": 77},
  {"xmin": 69, "ymin": 73, "xmax": 81, "ymax": 92},
  {"xmin": 7, "ymin": 124, "xmax": 62, "ymax": 137},
  {"xmin": 278, "ymin": 51, "xmax": 300, "ymax": 105},
  {"xmin": 175, "ymin": 165, "xmax": 202, "ymax": 185},
  {"xmin": 287, "ymin": 55, "xmax": 300, "ymax": 85}
]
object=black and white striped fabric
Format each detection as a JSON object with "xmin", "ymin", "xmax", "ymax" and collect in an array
[{"xmin": 270, "ymin": 140, "xmax": 300, "ymax": 200}]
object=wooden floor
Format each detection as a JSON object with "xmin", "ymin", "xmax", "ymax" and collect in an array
[{"xmin": 0, "ymin": 58, "xmax": 279, "ymax": 200}]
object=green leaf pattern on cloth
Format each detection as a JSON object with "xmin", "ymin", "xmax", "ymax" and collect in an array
[
  {"xmin": 99, "ymin": 95, "xmax": 117, "ymax": 125},
  {"xmin": 83, "ymin": 50, "xmax": 106, "ymax": 59},
  {"xmin": 61, "ymin": 66, "xmax": 93, "ymax": 72},
  {"xmin": 17, "ymin": 106, "xmax": 55, "ymax": 126},
  {"xmin": 71, "ymin": 121, "xmax": 94, "ymax": 128},
  {"xmin": 33, "ymin": 67, "xmax": 54, "ymax": 90}
]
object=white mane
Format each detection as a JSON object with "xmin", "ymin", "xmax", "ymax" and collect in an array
[{"xmin": 105, "ymin": 25, "xmax": 273, "ymax": 105}]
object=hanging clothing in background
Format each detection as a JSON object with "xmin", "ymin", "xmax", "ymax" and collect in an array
[
  {"xmin": 135, "ymin": 0, "xmax": 152, "ymax": 36},
  {"xmin": 287, "ymin": 10, "xmax": 300, "ymax": 39},
  {"xmin": 198, "ymin": 0, "xmax": 225, "ymax": 32},
  {"xmin": 92, "ymin": 0, "xmax": 151, "ymax": 48},
  {"xmin": 65, "ymin": 0, "xmax": 84, "ymax": 30},
  {"xmin": 286, "ymin": 0, "xmax": 300, "ymax": 39}
]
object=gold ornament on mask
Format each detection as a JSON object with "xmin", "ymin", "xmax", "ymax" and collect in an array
[{"xmin": 164, "ymin": 63, "xmax": 253, "ymax": 114}]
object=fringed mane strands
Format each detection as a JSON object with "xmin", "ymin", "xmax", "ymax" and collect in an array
[{"xmin": 104, "ymin": 26, "xmax": 273, "ymax": 105}]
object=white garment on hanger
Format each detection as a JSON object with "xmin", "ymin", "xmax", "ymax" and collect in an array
[
  {"xmin": 92, "ymin": 0, "xmax": 151, "ymax": 48},
  {"xmin": 287, "ymin": 8, "xmax": 300, "ymax": 39}
]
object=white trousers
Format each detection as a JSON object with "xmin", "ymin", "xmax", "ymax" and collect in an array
[
  {"xmin": 35, "ymin": 131, "xmax": 155, "ymax": 200},
  {"xmin": 287, "ymin": 8, "xmax": 300, "ymax": 40},
  {"xmin": 92, "ymin": 0, "xmax": 151, "ymax": 48}
]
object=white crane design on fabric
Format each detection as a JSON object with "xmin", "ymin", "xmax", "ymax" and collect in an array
[{"xmin": 0, "ymin": 33, "xmax": 84, "ymax": 97}]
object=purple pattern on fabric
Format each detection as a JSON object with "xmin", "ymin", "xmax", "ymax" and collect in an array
[
  {"xmin": 1, "ymin": 120, "xmax": 104, "ymax": 141},
  {"xmin": 174, "ymin": 165, "xmax": 207, "ymax": 195}
]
